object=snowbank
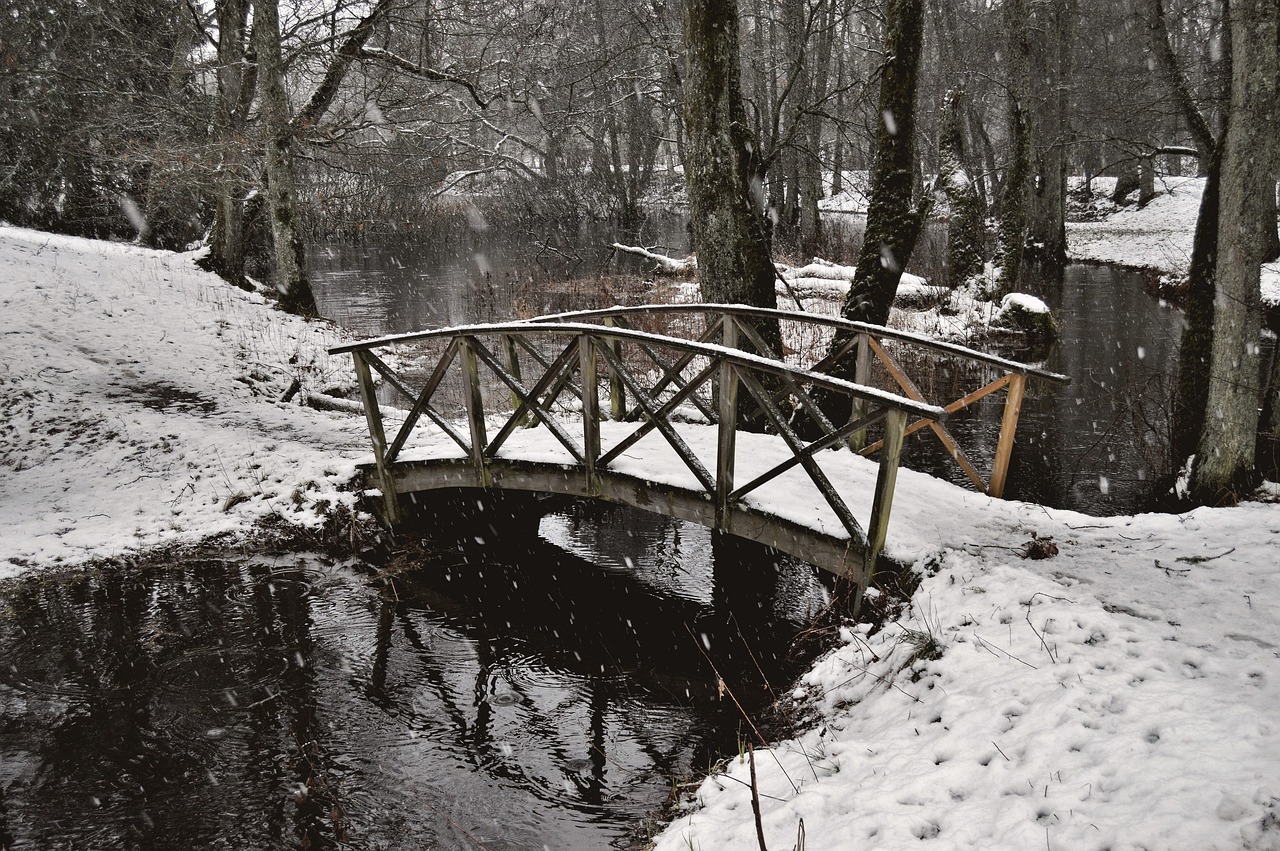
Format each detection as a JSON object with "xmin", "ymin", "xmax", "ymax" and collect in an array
[
  {"xmin": 0, "ymin": 225, "xmax": 370, "ymax": 576},
  {"xmin": 654, "ymin": 494, "xmax": 1280, "ymax": 851}
]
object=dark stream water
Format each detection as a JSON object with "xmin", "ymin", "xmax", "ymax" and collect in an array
[{"xmin": 0, "ymin": 504, "xmax": 827, "ymax": 850}]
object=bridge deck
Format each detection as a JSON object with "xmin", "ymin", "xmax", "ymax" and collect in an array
[{"xmin": 370, "ymin": 420, "xmax": 890, "ymax": 577}]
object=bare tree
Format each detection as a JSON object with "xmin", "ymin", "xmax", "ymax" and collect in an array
[{"xmin": 1188, "ymin": 0, "xmax": 1278, "ymax": 502}]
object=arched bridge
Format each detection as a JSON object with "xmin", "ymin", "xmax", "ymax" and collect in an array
[{"xmin": 331, "ymin": 305, "xmax": 1067, "ymax": 597}]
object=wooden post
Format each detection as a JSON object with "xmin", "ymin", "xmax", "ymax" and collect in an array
[
  {"xmin": 502, "ymin": 333, "xmax": 531, "ymax": 427},
  {"xmin": 603, "ymin": 316, "xmax": 626, "ymax": 420},
  {"xmin": 988, "ymin": 372, "xmax": 1027, "ymax": 498},
  {"xmin": 580, "ymin": 334, "xmax": 601, "ymax": 494},
  {"xmin": 848, "ymin": 332, "xmax": 872, "ymax": 450},
  {"xmin": 866, "ymin": 407, "xmax": 906, "ymax": 581},
  {"xmin": 459, "ymin": 336, "xmax": 490, "ymax": 486},
  {"xmin": 352, "ymin": 350, "xmax": 401, "ymax": 525},
  {"xmin": 716, "ymin": 318, "xmax": 739, "ymax": 529}
]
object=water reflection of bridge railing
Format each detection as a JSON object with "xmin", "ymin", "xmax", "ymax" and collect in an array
[{"xmin": 331, "ymin": 305, "xmax": 1067, "ymax": 593}]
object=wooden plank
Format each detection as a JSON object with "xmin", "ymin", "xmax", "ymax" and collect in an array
[
  {"xmin": 594, "ymin": 343, "xmax": 717, "ymax": 494},
  {"xmin": 580, "ymin": 334, "xmax": 601, "ymax": 492},
  {"xmin": 367, "ymin": 341, "xmax": 471, "ymax": 460},
  {"xmin": 850, "ymin": 332, "xmax": 872, "ymax": 450},
  {"xmin": 597, "ymin": 358, "xmax": 719, "ymax": 467},
  {"xmin": 458, "ymin": 337, "xmax": 490, "ymax": 485},
  {"xmin": 380, "ymin": 457, "xmax": 867, "ymax": 584},
  {"xmin": 866, "ymin": 407, "xmax": 906, "ymax": 580},
  {"xmin": 736, "ymin": 369, "xmax": 866, "ymax": 545},
  {"xmin": 603, "ymin": 316, "xmax": 627, "ymax": 420},
  {"xmin": 861, "ymin": 372, "xmax": 1014, "ymax": 454},
  {"xmin": 716, "ymin": 318, "xmax": 738, "ymax": 527},
  {"xmin": 988, "ymin": 371, "xmax": 1027, "ymax": 498},
  {"xmin": 351, "ymin": 350, "xmax": 401, "ymax": 524},
  {"xmin": 731, "ymin": 407, "xmax": 886, "ymax": 500}
]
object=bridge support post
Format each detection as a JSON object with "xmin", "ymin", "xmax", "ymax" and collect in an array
[
  {"xmin": 716, "ymin": 319, "xmax": 739, "ymax": 528},
  {"xmin": 848, "ymin": 332, "xmax": 872, "ymax": 451},
  {"xmin": 866, "ymin": 407, "xmax": 906, "ymax": 579},
  {"xmin": 352, "ymin": 350, "xmax": 402, "ymax": 525},
  {"xmin": 603, "ymin": 317, "xmax": 627, "ymax": 420},
  {"xmin": 459, "ymin": 337, "xmax": 491, "ymax": 487},
  {"xmin": 580, "ymin": 334, "xmax": 601, "ymax": 494},
  {"xmin": 988, "ymin": 372, "xmax": 1027, "ymax": 498}
]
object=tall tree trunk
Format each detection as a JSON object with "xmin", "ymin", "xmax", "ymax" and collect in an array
[
  {"xmin": 1189, "ymin": 0, "xmax": 1278, "ymax": 502},
  {"xmin": 838, "ymin": 0, "xmax": 926, "ymax": 326},
  {"xmin": 996, "ymin": 0, "xmax": 1033, "ymax": 294},
  {"xmin": 1173, "ymin": 144, "xmax": 1224, "ymax": 463},
  {"xmin": 1026, "ymin": 0, "xmax": 1075, "ymax": 265},
  {"xmin": 682, "ymin": 0, "xmax": 779, "ymax": 349},
  {"xmin": 209, "ymin": 0, "xmax": 251, "ymax": 285},
  {"xmin": 253, "ymin": 0, "xmax": 318, "ymax": 317},
  {"xmin": 939, "ymin": 88, "xmax": 984, "ymax": 287}
]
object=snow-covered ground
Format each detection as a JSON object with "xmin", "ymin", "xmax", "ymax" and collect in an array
[
  {"xmin": 1068, "ymin": 176, "xmax": 1280, "ymax": 308},
  {"xmin": 0, "ymin": 226, "xmax": 369, "ymax": 576},
  {"xmin": 2, "ymin": 208, "xmax": 1278, "ymax": 851}
]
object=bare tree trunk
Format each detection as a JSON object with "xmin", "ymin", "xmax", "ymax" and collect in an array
[
  {"xmin": 683, "ymin": 0, "xmax": 779, "ymax": 349},
  {"xmin": 1025, "ymin": 0, "xmax": 1074, "ymax": 265},
  {"xmin": 209, "ymin": 0, "xmax": 251, "ymax": 285},
  {"xmin": 996, "ymin": 0, "xmax": 1032, "ymax": 294},
  {"xmin": 939, "ymin": 88, "xmax": 984, "ymax": 287},
  {"xmin": 253, "ymin": 0, "xmax": 318, "ymax": 317},
  {"xmin": 1190, "ymin": 0, "xmax": 1278, "ymax": 502},
  {"xmin": 838, "ymin": 0, "xmax": 926, "ymax": 326}
]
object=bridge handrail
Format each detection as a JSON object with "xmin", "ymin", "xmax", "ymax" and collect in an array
[
  {"xmin": 528, "ymin": 303, "xmax": 1071, "ymax": 383},
  {"xmin": 329, "ymin": 320, "xmax": 947, "ymax": 421}
]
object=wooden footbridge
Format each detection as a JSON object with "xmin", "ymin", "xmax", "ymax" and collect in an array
[{"xmin": 331, "ymin": 305, "xmax": 1067, "ymax": 597}]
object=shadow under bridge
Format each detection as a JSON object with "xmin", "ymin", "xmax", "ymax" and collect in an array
[{"xmin": 330, "ymin": 304, "xmax": 1068, "ymax": 598}]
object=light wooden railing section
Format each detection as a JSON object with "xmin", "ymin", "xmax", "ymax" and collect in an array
[{"xmin": 535, "ymin": 304, "xmax": 1070, "ymax": 498}]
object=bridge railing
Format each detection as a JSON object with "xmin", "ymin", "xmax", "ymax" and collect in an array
[
  {"xmin": 531, "ymin": 304, "xmax": 1070, "ymax": 498},
  {"xmin": 331, "ymin": 319, "xmax": 946, "ymax": 578}
]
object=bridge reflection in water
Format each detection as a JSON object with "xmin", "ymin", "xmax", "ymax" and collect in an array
[{"xmin": 332, "ymin": 305, "xmax": 1067, "ymax": 604}]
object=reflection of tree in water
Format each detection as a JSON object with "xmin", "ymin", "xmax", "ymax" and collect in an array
[
  {"xmin": 0, "ymin": 525, "xmax": 824, "ymax": 850},
  {"xmin": 0, "ymin": 560, "xmax": 347, "ymax": 850}
]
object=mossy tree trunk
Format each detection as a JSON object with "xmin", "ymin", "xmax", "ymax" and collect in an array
[
  {"xmin": 1025, "ymin": 0, "xmax": 1075, "ymax": 266},
  {"xmin": 938, "ymin": 88, "xmax": 985, "ymax": 288},
  {"xmin": 995, "ymin": 0, "xmax": 1033, "ymax": 295},
  {"xmin": 253, "ymin": 0, "xmax": 319, "ymax": 317},
  {"xmin": 1189, "ymin": 0, "xmax": 1278, "ymax": 503},
  {"xmin": 682, "ymin": 0, "xmax": 779, "ymax": 351},
  {"xmin": 208, "ymin": 0, "xmax": 252, "ymax": 286},
  {"xmin": 838, "ymin": 0, "xmax": 926, "ymax": 328}
]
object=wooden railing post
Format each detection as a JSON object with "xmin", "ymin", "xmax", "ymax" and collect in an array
[
  {"xmin": 352, "ymin": 349, "xmax": 401, "ymax": 525},
  {"xmin": 603, "ymin": 316, "xmax": 626, "ymax": 420},
  {"xmin": 580, "ymin": 334, "xmax": 601, "ymax": 494},
  {"xmin": 988, "ymin": 372, "xmax": 1027, "ymax": 498},
  {"xmin": 716, "ymin": 318, "xmax": 739, "ymax": 528},
  {"xmin": 866, "ymin": 407, "xmax": 906, "ymax": 581},
  {"xmin": 459, "ymin": 336, "xmax": 490, "ymax": 486},
  {"xmin": 848, "ymin": 332, "xmax": 872, "ymax": 450},
  {"xmin": 502, "ymin": 333, "xmax": 531, "ymax": 427}
]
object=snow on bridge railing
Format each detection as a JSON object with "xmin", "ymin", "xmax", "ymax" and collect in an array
[
  {"xmin": 528, "ymin": 304, "xmax": 1070, "ymax": 498},
  {"xmin": 332, "ymin": 318, "xmax": 947, "ymax": 582}
]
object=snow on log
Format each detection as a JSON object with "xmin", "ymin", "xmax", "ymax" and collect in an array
[{"xmin": 610, "ymin": 243, "xmax": 697, "ymax": 275}]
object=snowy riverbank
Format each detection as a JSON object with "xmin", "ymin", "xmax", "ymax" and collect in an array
[
  {"xmin": 2, "ymin": 220, "xmax": 1278, "ymax": 851},
  {"xmin": 1067, "ymin": 175, "xmax": 1280, "ymax": 308},
  {"xmin": 0, "ymin": 225, "xmax": 369, "ymax": 576}
]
